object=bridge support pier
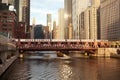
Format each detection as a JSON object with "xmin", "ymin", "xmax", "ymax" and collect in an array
[{"xmin": 91, "ymin": 48, "xmax": 118, "ymax": 57}]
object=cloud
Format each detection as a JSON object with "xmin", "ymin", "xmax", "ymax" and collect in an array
[
  {"xmin": 30, "ymin": 0, "xmax": 64, "ymax": 25},
  {"xmin": 31, "ymin": 7, "xmax": 56, "ymax": 15}
]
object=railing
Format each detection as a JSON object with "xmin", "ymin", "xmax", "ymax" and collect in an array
[{"xmin": 16, "ymin": 39, "xmax": 109, "ymax": 51}]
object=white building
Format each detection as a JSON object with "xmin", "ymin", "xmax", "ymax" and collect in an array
[
  {"xmin": 72, "ymin": 0, "xmax": 90, "ymax": 39},
  {"xmin": 47, "ymin": 14, "xmax": 52, "ymax": 32},
  {"xmin": 58, "ymin": 8, "xmax": 65, "ymax": 39},
  {"xmin": 83, "ymin": 0, "xmax": 100, "ymax": 39}
]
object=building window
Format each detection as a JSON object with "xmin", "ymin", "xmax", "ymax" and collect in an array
[
  {"xmin": 2, "ymin": 28, "xmax": 7, "ymax": 31},
  {"xmin": 2, "ymin": 24, "xmax": 7, "ymax": 27},
  {"xmin": 7, "ymin": 19, "xmax": 13, "ymax": 22},
  {"xmin": 8, "ymin": 28, "xmax": 12, "ymax": 31}
]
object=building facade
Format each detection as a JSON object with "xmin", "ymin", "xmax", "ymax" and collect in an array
[
  {"xmin": 14, "ymin": 0, "xmax": 19, "ymax": 22},
  {"xmin": 0, "ymin": 11, "xmax": 17, "ymax": 38},
  {"xmin": 100, "ymin": 0, "xmax": 120, "ymax": 41},
  {"xmin": 58, "ymin": 8, "xmax": 65, "ymax": 39},
  {"xmin": 72, "ymin": 0, "xmax": 90, "ymax": 39},
  {"xmin": 80, "ymin": 0, "xmax": 100, "ymax": 40},
  {"xmin": 47, "ymin": 14, "xmax": 52, "ymax": 32},
  {"xmin": 34, "ymin": 25, "xmax": 44, "ymax": 39},
  {"xmin": 0, "ymin": 1, "xmax": 9, "ymax": 11},
  {"xmin": 68, "ymin": 23, "xmax": 73, "ymax": 39},
  {"xmin": 16, "ymin": 22, "xmax": 26, "ymax": 39},
  {"xmin": 30, "ymin": 17, "xmax": 35, "ymax": 39},
  {"xmin": 79, "ymin": 11, "xmax": 85, "ymax": 39},
  {"xmin": 52, "ymin": 20, "xmax": 57, "ymax": 39},
  {"xmin": 64, "ymin": 0, "xmax": 72, "ymax": 39},
  {"xmin": 43, "ymin": 26, "xmax": 50, "ymax": 39},
  {"xmin": 84, "ymin": 7, "xmax": 90, "ymax": 39},
  {"xmin": 19, "ymin": 0, "xmax": 30, "ymax": 37}
]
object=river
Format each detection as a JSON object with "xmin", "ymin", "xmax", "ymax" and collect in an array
[{"xmin": 1, "ymin": 52, "xmax": 120, "ymax": 80}]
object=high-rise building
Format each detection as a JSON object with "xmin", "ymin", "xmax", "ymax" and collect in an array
[
  {"xmin": 58, "ymin": 8, "xmax": 64, "ymax": 39},
  {"xmin": 89, "ymin": 6, "xmax": 99, "ymax": 39},
  {"xmin": 14, "ymin": 0, "xmax": 19, "ymax": 22},
  {"xmin": 80, "ymin": 0, "xmax": 100, "ymax": 40},
  {"xmin": 68, "ymin": 23, "xmax": 73, "ymax": 39},
  {"xmin": 19, "ymin": 0, "xmax": 30, "ymax": 36},
  {"xmin": 34, "ymin": 25, "xmax": 44, "ymax": 39},
  {"xmin": 64, "ymin": 0, "xmax": 72, "ymax": 39},
  {"xmin": 47, "ymin": 14, "xmax": 52, "ymax": 39},
  {"xmin": 100, "ymin": 0, "xmax": 120, "ymax": 41},
  {"xmin": 19, "ymin": 0, "xmax": 23, "ymax": 22},
  {"xmin": 84, "ymin": 7, "xmax": 90, "ymax": 39},
  {"xmin": 43, "ymin": 26, "xmax": 50, "ymax": 39},
  {"xmin": 30, "ymin": 17, "xmax": 35, "ymax": 39},
  {"xmin": 52, "ymin": 20, "xmax": 58, "ymax": 39},
  {"xmin": 79, "ymin": 11, "xmax": 85, "ymax": 39},
  {"xmin": 72, "ymin": 0, "xmax": 90, "ymax": 39},
  {"xmin": 22, "ymin": 0, "xmax": 30, "ymax": 33},
  {"xmin": 47, "ymin": 14, "xmax": 52, "ymax": 32},
  {"xmin": 0, "ymin": 11, "xmax": 17, "ymax": 38}
]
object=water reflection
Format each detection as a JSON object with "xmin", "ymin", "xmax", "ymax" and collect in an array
[
  {"xmin": 58, "ymin": 61, "xmax": 72, "ymax": 80},
  {"xmin": 1, "ymin": 55, "xmax": 120, "ymax": 80}
]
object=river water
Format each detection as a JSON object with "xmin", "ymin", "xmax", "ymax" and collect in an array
[{"xmin": 1, "ymin": 53, "xmax": 120, "ymax": 80}]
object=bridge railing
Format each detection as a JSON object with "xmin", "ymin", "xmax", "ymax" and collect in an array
[{"xmin": 14, "ymin": 39, "xmax": 111, "ymax": 51}]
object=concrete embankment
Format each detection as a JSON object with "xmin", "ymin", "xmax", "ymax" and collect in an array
[
  {"xmin": 0, "ymin": 54, "xmax": 18, "ymax": 76},
  {"xmin": 0, "ymin": 35, "xmax": 18, "ymax": 76}
]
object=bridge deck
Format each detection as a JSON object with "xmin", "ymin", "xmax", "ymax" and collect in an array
[{"xmin": 16, "ymin": 39, "xmax": 109, "ymax": 52}]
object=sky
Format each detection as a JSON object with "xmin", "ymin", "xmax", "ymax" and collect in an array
[{"xmin": 30, "ymin": 0, "xmax": 64, "ymax": 25}]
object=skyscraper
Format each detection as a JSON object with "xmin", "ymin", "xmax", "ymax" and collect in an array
[
  {"xmin": 19, "ymin": 0, "xmax": 30, "ymax": 36},
  {"xmin": 53, "ymin": 20, "xmax": 58, "ymax": 39},
  {"xmin": 34, "ymin": 25, "xmax": 44, "ymax": 39},
  {"xmin": 64, "ymin": 0, "xmax": 72, "ymax": 39},
  {"xmin": 47, "ymin": 14, "xmax": 52, "ymax": 32},
  {"xmin": 47, "ymin": 14, "xmax": 52, "ymax": 39},
  {"xmin": 58, "ymin": 8, "xmax": 64, "ymax": 39},
  {"xmin": 100, "ymin": 0, "xmax": 120, "ymax": 41},
  {"xmin": 68, "ymin": 23, "xmax": 73, "ymax": 39},
  {"xmin": 22, "ymin": 0, "xmax": 30, "ymax": 33},
  {"xmin": 72, "ymin": 0, "xmax": 90, "ymax": 39},
  {"xmin": 82, "ymin": 0, "xmax": 100, "ymax": 39},
  {"xmin": 30, "ymin": 17, "xmax": 35, "ymax": 39},
  {"xmin": 14, "ymin": 0, "xmax": 19, "ymax": 22}
]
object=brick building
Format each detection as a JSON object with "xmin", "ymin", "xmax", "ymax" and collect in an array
[
  {"xmin": 16, "ymin": 22, "xmax": 26, "ymax": 39},
  {"xmin": 0, "ymin": 10, "xmax": 17, "ymax": 38},
  {"xmin": 43, "ymin": 26, "xmax": 50, "ymax": 39}
]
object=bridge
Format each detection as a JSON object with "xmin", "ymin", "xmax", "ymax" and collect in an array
[{"xmin": 15, "ymin": 39, "xmax": 109, "ymax": 52}]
